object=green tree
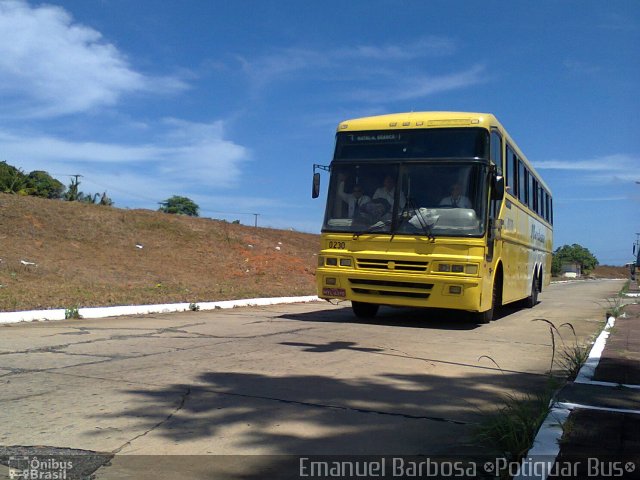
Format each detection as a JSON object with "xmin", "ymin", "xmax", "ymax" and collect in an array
[
  {"xmin": 64, "ymin": 176, "xmax": 82, "ymax": 201},
  {"xmin": 0, "ymin": 161, "xmax": 28, "ymax": 194},
  {"xmin": 159, "ymin": 195, "xmax": 199, "ymax": 216},
  {"xmin": 98, "ymin": 192, "xmax": 114, "ymax": 206},
  {"xmin": 552, "ymin": 244, "xmax": 599, "ymax": 276},
  {"xmin": 25, "ymin": 170, "xmax": 65, "ymax": 199},
  {"xmin": 63, "ymin": 176, "xmax": 113, "ymax": 206}
]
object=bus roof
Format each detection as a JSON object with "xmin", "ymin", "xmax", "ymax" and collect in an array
[
  {"xmin": 337, "ymin": 111, "xmax": 498, "ymax": 132},
  {"xmin": 336, "ymin": 111, "xmax": 550, "ymax": 193}
]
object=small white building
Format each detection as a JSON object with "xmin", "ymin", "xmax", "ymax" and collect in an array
[{"xmin": 561, "ymin": 262, "xmax": 581, "ymax": 278}]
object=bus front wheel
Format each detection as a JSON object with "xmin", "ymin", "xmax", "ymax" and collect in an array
[
  {"xmin": 472, "ymin": 275, "xmax": 500, "ymax": 324},
  {"xmin": 352, "ymin": 301, "xmax": 379, "ymax": 319},
  {"xmin": 472, "ymin": 308, "xmax": 493, "ymax": 324}
]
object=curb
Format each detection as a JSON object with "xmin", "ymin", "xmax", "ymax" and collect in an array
[
  {"xmin": 574, "ymin": 316, "xmax": 615, "ymax": 384},
  {"xmin": 514, "ymin": 316, "xmax": 616, "ymax": 480},
  {"xmin": 0, "ymin": 295, "xmax": 321, "ymax": 324}
]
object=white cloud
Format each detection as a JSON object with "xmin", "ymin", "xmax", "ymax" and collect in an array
[
  {"xmin": 536, "ymin": 154, "xmax": 637, "ymax": 172},
  {"xmin": 237, "ymin": 36, "xmax": 465, "ymax": 97},
  {"xmin": 537, "ymin": 154, "xmax": 640, "ymax": 184},
  {"xmin": 0, "ymin": 119, "xmax": 249, "ymax": 189},
  {"xmin": 563, "ymin": 59, "xmax": 601, "ymax": 75},
  {"xmin": 346, "ymin": 37, "xmax": 456, "ymax": 60},
  {"xmin": 556, "ymin": 196, "xmax": 627, "ymax": 203},
  {"xmin": 237, "ymin": 48, "xmax": 330, "ymax": 90},
  {"xmin": 0, "ymin": 131, "xmax": 162, "ymax": 163},
  {"xmin": 349, "ymin": 64, "xmax": 487, "ymax": 102},
  {"xmin": 0, "ymin": 0, "xmax": 187, "ymax": 117}
]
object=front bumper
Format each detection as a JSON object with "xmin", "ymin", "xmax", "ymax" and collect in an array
[{"xmin": 317, "ymin": 268, "xmax": 482, "ymax": 310}]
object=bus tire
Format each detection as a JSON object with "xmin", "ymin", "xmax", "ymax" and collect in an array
[
  {"xmin": 352, "ymin": 301, "xmax": 379, "ymax": 319},
  {"xmin": 472, "ymin": 308, "xmax": 493, "ymax": 324},
  {"xmin": 471, "ymin": 266, "xmax": 502, "ymax": 323},
  {"xmin": 472, "ymin": 272, "xmax": 501, "ymax": 324},
  {"xmin": 525, "ymin": 274, "xmax": 539, "ymax": 308}
]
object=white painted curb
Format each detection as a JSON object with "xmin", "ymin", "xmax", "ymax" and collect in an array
[
  {"xmin": 0, "ymin": 295, "xmax": 320, "ymax": 324},
  {"xmin": 514, "ymin": 316, "xmax": 617, "ymax": 480},
  {"xmin": 574, "ymin": 316, "xmax": 615, "ymax": 384},
  {"xmin": 512, "ymin": 406, "xmax": 571, "ymax": 480}
]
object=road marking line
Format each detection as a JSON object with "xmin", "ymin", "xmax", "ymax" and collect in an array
[
  {"xmin": 574, "ymin": 379, "xmax": 640, "ymax": 390},
  {"xmin": 556, "ymin": 401, "xmax": 640, "ymax": 416}
]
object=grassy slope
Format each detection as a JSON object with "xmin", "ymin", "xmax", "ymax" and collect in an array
[{"xmin": 0, "ymin": 194, "xmax": 319, "ymax": 311}]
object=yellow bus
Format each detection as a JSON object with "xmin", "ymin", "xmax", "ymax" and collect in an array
[{"xmin": 313, "ymin": 112, "xmax": 553, "ymax": 323}]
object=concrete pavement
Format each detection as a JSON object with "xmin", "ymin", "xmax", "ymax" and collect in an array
[{"xmin": 0, "ymin": 279, "xmax": 626, "ymax": 479}]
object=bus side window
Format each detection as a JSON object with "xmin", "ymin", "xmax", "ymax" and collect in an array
[
  {"xmin": 528, "ymin": 171, "xmax": 534, "ymax": 210},
  {"xmin": 490, "ymin": 130, "xmax": 503, "ymax": 175},
  {"xmin": 506, "ymin": 145, "xmax": 517, "ymax": 196},
  {"xmin": 545, "ymin": 192, "xmax": 550, "ymax": 222},
  {"xmin": 517, "ymin": 159, "xmax": 526, "ymax": 204}
]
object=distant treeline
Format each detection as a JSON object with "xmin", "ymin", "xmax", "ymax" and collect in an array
[{"xmin": 0, "ymin": 160, "xmax": 112, "ymax": 205}]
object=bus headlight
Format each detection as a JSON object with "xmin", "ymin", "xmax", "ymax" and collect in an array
[
  {"xmin": 339, "ymin": 258, "xmax": 352, "ymax": 267},
  {"xmin": 465, "ymin": 264, "xmax": 479, "ymax": 275},
  {"xmin": 326, "ymin": 257, "xmax": 338, "ymax": 266},
  {"xmin": 436, "ymin": 263, "xmax": 479, "ymax": 275}
]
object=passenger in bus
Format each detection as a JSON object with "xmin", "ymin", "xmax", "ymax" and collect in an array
[
  {"xmin": 337, "ymin": 174, "xmax": 371, "ymax": 218},
  {"xmin": 439, "ymin": 182, "xmax": 472, "ymax": 208},
  {"xmin": 373, "ymin": 175, "xmax": 406, "ymax": 209},
  {"xmin": 355, "ymin": 197, "xmax": 392, "ymax": 226}
]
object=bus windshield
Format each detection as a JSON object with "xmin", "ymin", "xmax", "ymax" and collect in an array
[{"xmin": 322, "ymin": 162, "xmax": 488, "ymax": 237}]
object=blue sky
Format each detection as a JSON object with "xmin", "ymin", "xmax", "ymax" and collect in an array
[{"xmin": 1, "ymin": 0, "xmax": 638, "ymax": 265}]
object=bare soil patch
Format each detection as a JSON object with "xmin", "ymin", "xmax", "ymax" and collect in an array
[
  {"xmin": 590, "ymin": 265, "xmax": 630, "ymax": 279},
  {"xmin": 0, "ymin": 194, "xmax": 318, "ymax": 311}
]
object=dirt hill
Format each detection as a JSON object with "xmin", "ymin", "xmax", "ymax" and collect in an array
[
  {"xmin": 1, "ymin": 194, "xmax": 629, "ymax": 313},
  {"xmin": 0, "ymin": 194, "xmax": 319, "ymax": 311},
  {"xmin": 590, "ymin": 265, "xmax": 631, "ymax": 279}
]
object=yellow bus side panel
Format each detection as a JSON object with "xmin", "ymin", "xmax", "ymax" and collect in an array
[{"xmin": 499, "ymin": 196, "xmax": 552, "ymax": 304}]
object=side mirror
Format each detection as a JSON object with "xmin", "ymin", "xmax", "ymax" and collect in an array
[
  {"xmin": 492, "ymin": 175, "xmax": 505, "ymax": 200},
  {"xmin": 312, "ymin": 172, "xmax": 321, "ymax": 199}
]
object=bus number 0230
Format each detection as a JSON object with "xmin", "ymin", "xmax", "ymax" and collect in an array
[{"xmin": 328, "ymin": 241, "xmax": 346, "ymax": 249}]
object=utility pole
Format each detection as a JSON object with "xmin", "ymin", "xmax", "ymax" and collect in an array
[
  {"xmin": 66, "ymin": 174, "xmax": 83, "ymax": 201},
  {"xmin": 253, "ymin": 213, "xmax": 259, "ymax": 228}
]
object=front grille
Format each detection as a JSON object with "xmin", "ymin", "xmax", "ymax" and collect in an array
[
  {"xmin": 349, "ymin": 278, "xmax": 433, "ymax": 299},
  {"xmin": 356, "ymin": 258, "xmax": 428, "ymax": 273}
]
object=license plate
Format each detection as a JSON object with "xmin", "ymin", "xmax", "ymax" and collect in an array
[{"xmin": 323, "ymin": 288, "xmax": 346, "ymax": 298}]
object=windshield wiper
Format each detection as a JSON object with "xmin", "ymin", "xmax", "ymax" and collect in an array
[
  {"xmin": 352, "ymin": 219, "xmax": 392, "ymax": 240},
  {"xmin": 393, "ymin": 196, "xmax": 435, "ymax": 241}
]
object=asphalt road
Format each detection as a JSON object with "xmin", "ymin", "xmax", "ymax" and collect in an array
[{"xmin": 0, "ymin": 279, "xmax": 624, "ymax": 479}]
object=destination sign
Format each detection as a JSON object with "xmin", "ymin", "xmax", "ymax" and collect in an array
[{"xmin": 347, "ymin": 133, "xmax": 401, "ymax": 143}]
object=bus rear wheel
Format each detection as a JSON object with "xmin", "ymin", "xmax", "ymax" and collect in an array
[
  {"xmin": 352, "ymin": 301, "xmax": 379, "ymax": 319},
  {"xmin": 525, "ymin": 275, "xmax": 539, "ymax": 308}
]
